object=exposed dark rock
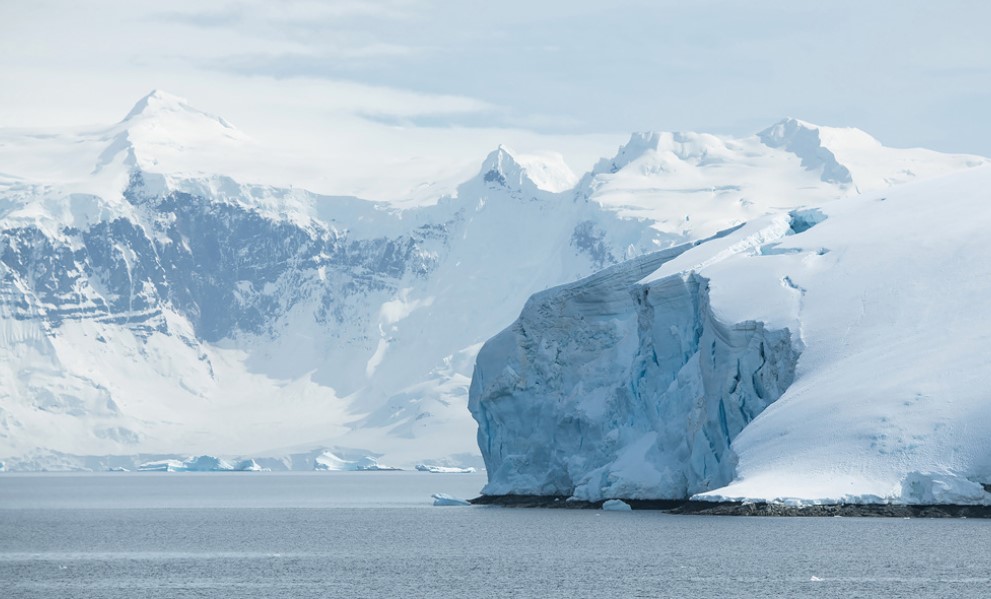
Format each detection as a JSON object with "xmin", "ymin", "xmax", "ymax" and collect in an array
[{"xmin": 471, "ymin": 494, "xmax": 991, "ymax": 518}]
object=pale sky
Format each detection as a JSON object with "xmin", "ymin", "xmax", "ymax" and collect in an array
[{"xmin": 1, "ymin": 0, "xmax": 989, "ymax": 197}]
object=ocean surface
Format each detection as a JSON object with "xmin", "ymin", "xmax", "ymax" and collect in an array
[{"xmin": 2, "ymin": 472, "xmax": 990, "ymax": 598}]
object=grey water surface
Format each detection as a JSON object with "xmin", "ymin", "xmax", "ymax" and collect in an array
[{"xmin": 1, "ymin": 472, "xmax": 989, "ymax": 598}]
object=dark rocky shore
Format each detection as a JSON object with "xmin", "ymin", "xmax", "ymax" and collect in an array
[{"xmin": 469, "ymin": 494, "xmax": 991, "ymax": 518}]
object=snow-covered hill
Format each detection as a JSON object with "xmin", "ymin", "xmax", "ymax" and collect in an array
[
  {"xmin": 470, "ymin": 165, "xmax": 991, "ymax": 505},
  {"xmin": 0, "ymin": 91, "xmax": 986, "ymax": 471}
]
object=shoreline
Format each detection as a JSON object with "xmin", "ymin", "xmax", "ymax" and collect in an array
[{"xmin": 469, "ymin": 494, "xmax": 991, "ymax": 518}]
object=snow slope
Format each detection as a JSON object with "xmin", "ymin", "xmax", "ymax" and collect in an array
[
  {"xmin": 0, "ymin": 91, "xmax": 987, "ymax": 471},
  {"xmin": 470, "ymin": 166, "xmax": 991, "ymax": 505}
]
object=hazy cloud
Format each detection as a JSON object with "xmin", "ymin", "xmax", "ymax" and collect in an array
[{"xmin": 2, "ymin": 0, "xmax": 991, "ymax": 156}]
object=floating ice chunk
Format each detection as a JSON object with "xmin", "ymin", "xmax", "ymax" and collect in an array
[
  {"xmin": 108, "ymin": 466, "xmax": 129, "ymax": 472},
  {"xmin": 416, "ymin": 464, "xmax": 477, "ymax": 474},
  {"xmin": 900, "ymin": 472, "xmax": 991, "ymax": 505},
  {"xmin": 313, "ymin": 451, "xmax": 400, "ymax": 471},
  {"xmin": 233, "ymin": 459, "xmax": 268, "ymax": 472},
  {"xmin": 432, "ymin": 493, "xmax": 472, "ymax": 506},
  {"xmin": 137, "ymin": 455, "xmax": 236, "ymax": 472},
  {"xmin": 137, "ymin": 459, "xmax": 187, "ymax": 472},
  {"xmin": 184, "ymin": 455, "xmax": 234, "ymax": 471},
  {"xmin": 601, "ymin": 499, "xmax": 633, "ymax": 511}
]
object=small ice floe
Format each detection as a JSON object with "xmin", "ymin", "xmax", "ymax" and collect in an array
[
  {"xmin": 601, "ymin": 499, "xmax": 633, "ymax": 511},
  {"xmin": 432, "ymin": 493, "xmax": 472, "ymax": 506},
  {"xmin": 137, "ymin": 459, "xmax": 187, "ymax": 472},
  {"xmin": 416, "ymin": 464, "xmax": 477, "ymax": 474},
  {"xmin": 233, "ymin": 459, "xmax": 268, "ymax": 472},
  {"xmin": 137, "ymin": 455, "xmax": 237, "ymax": 472},
  {"xmin": 810, "ymin": 576, "xmax": 823, "ymax": 582},
  {"xmin": 184, "ymin": 455, "xmax": 235, "ymax": 471},
  {"xmin": 900, "ymin": 471, "xmax": 991, "ymax": 505},
  {"xmin": 313, "ymin": 452, "xmax": 400, "ymax": 471}
]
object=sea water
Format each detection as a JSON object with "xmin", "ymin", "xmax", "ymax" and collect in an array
[{"xmin": 2, "ymin": 472, "xmax": 990, "ymax": 598}]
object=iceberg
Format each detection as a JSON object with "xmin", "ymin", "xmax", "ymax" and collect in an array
[
  {"xmin": 137, "ymin": 459, "xmax": 187, "ymax": 472},
  {"xmin": 900, "ymin": 472, "xmax": 991, "ymax": 506},
  {"xmin": 415, "ymin": 464, "xmax": 477, "ymax": 474},
  {"xmin": 431, "ymin": 493, "xmax": 472, "ymax": 506},
  {"xmin": 601, "ymin": 499, "xmax": 632, "ymax": 511},
  {"xmin": 137, "ymin": 455, "xmax": 237, "ymax": 472},
  {"xmin": 184, "ymin": 455, "xmax": 234, "ymax": 471},
  {"xmin": 313, "ymin": 451, "xmax": 400, "ymax": 471},
  {"xmin": 233, "ymin": 459, "xmax": 268, "ymax": 472},
  {"xmin": 470, "ymin": 166, "xmax": 991, "ymax": 505}
]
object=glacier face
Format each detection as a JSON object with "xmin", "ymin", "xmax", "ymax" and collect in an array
[
  {"xmin": 472, "ymin": 166, "xmax": 991, "ymax": 505},
  {"xmin": 470, "ymin": 233, "xmax": 798, "ymax": 500},
  {"xmin": 1, "ymin": 90, "xmax": 989, "ymax": 470}
]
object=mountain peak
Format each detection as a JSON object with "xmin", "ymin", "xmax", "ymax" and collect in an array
[
  {"xmin": 124, "ymin": 90, "xmax": 192, "ymax": 121},
  {"xmin": 759, "ymin": 118, "xmax": 824, "ymax": 147},
  {"xmin": 761, "ymin": 116, "xmax": 814, "ymax": 135},
  {"xmin": 477, "ymin": 145, "xmax": 534, "ymax": 192},
  {"xmin": 480, "ymin": 145, "xmax": 524, "ymax": 183},
  {"xmin": 588, "ymin": 130, "xmax": 725, "ymax": 178},
  {"xmin": 759, "ymin": 117, "xmax": 880, "ymax": 150},
  {"xmin": 121, "ymin": 90, "xmax": 238, "ymax": 132},
  {"xmin": 94, "ymin": 91, "xmax": 247, "ymax": 176},
  {"xmin": 473, "ymin": 146, "xmax": 577, "ymax": 194},
  {"xmin": 757, "ymin": 118, "xmax": 867, "ymax": 185},
  {"xmin": 610, "ymin": 131, "xmax": 668, "ymax": 167}
]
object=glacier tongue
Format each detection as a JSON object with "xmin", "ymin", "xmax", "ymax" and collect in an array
[{"xmin": 470, "ymin": 227, "xmax": 798, "ymax": 501}]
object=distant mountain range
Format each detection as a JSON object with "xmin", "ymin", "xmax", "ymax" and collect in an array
[{"xmin": 0, "ymin": 90, "xmax": 985, "ymax": 471}]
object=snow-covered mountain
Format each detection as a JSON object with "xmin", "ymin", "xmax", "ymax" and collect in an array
[
  {"xmin": 0, "ymin": 91, "xmax": 986, "ymax": 470},
  {"xmin": 470, "ymin": 165, "xmax": 991, "ymax": 505}
]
